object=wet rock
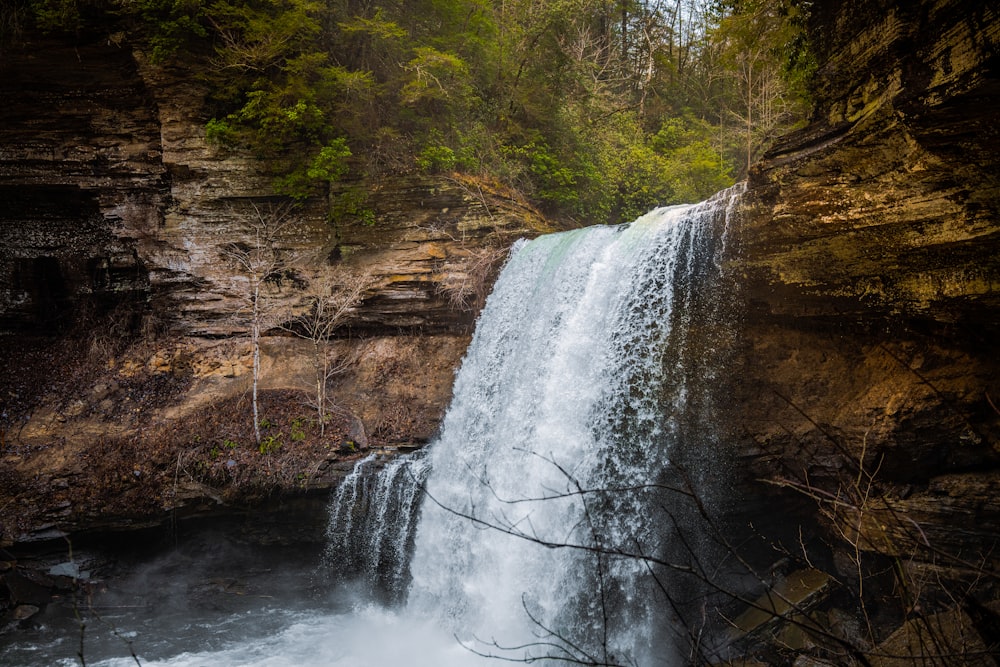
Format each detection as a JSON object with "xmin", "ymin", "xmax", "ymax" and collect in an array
[
  {"xmin": 722, "ymin": 4, "xmax": 1000, "ymax": 661},
  {"xmin": 0, "ymin": 36, "xmax": 161, "ymax": 334},
  {"xmin": 348, "ymin": 416, "xmax": 369, "ymax": 450},
  {"xmin": 724, "ymin": 568, "xmax": 834, "ymax": 646},
  {"xmin": 10, "ymin": 604, "xmax": 39, "ymax": 621},
  {"xmin": 48, "ymin": 562, "xmax": 88, "ymax": 580},
  {"xmin": 0, "ymin": 550, "xmax": 14, "ymax": 572},
  {"xmin": 731, "ymin": 0, "xmax": 1000, "ymax": 571},
  {"xmin": 869, "ymin": 607, "xmax": 996, "ymax": 667},
  {"xmin": 2, "ymin": 570, "xmax": 52, "ymax": 606},
  {"xmin": 90, "ymin": 380, "xmax": 119, "ymax": 402},
  {"xmin": 792, "ymin": 657, "xmax": 839, "ymax": 667}
]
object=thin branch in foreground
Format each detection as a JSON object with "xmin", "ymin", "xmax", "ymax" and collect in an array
[
  {"xmin": 413, "ymin": 457, "xmax": 872, "ymax": 666},
  {"xmin": 455, "ymin": 593, "xmax": 630, "ymax": 666}
]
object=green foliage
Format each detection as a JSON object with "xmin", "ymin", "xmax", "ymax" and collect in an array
[
  {"xmin": 258, "ymin": 433, "xmax": 282, "ymax": 454},
  {"xmin": 205, "ymin": 117, "xmax": 238, "ymax": 147},
  {"xmin": 290, "ymin": 419, "xmax": 306, "ymax": 442},
  {"xmin": 275, "ymin": 138, "xmax": 352, "ymax": 199},
  {"xmin": 525, "ymin": 142, "xmax": 598, "ymax": 217},
  {"xmin": 416, "ymin": 143, "xmax": 457, "ymax": 173},
  {"xmin": 338, "ymin": 8, "xmax": 407, "ymax": 42},
  {"xmin": 0, "ymin": 1, "xmax": 30, "ymax": 50},
  {"xmin": 29, "ymin": 0, "xmax": 81, "ymax": 33},
  {"xmin": 330, "ymin": 186, "xmax": 375, "ymax": 225},
  {"xmin": 711, "ymin": 0, "xmax": 814, "ymax": 169},
  {"xmin": 29, "ymin": 1, "xmax": 202, "ymax": 58},
  {"xmin": 306, "ymin": 140, "xmax": 351, "ymax": 182},
  {"xmin": 127, "ymin": 0, "xmax": 207, "ymax": 63},
  {"xmin": 666, "ymin": 141, "xmax": 735, "ymax": 204},
  {"xmin": 401, "ymin": 47, "xmax": 472, "ymax": 110},
  {"xmin": 652, "ymin": 115, "xmax": 735, "ymax": 205},
  {"xmin": 126, "ymin": 0, "xmax": 812, "ymax": 221}
]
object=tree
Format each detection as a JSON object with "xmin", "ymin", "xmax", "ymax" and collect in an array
[
  {"xmin": 713, "ymin": 0, "xmax": 813, "ymax": 172},
  {"xmin": 137, "ymin": 0, "xmax": 813, "ymax": 219},
  {"xmin": 1, "ymin": 0, "xmax": 29, "ymax": 51},
  {"xmin": 221, "ymin": 201, "xmax": 297, "ymax": 447},
  {"xmin": 282, "ymin": 266, "xmax": 373, "ymax": 436}
]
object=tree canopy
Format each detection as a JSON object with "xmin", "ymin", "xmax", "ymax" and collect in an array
[{"xmin": 22, "ymin": 0, "xmax": 814, "ymax": 224}]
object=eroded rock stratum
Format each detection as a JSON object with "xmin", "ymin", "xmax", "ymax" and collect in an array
[
  {"xmin": 724, "ymin": 0, "xmax": 1000, "ymax": 657},
  {"xmin": 0, "ymin": 29, "xmax": 552, "ymax": 545}
]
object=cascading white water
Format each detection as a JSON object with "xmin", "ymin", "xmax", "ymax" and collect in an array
[
  {"xmin": 402, "ymin": 184, "xmax": 743, "ymax": 665},
  {"xmin": 325, "ymin": 453, "xmax": 430, "ymax": 600},
  {"xmin": 36, "ymin": 185, "xmax": 743, "ymax": 667}
]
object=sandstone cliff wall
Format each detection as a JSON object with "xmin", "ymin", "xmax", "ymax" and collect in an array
[
  {"xmin": 0, "ymin": 27, "xmax": 552, "ymax": 546},
  {"xmin": 0, "ymin": 37, "xmax": 548, "ymax": 338},
  {"xmin": 726, "ymin": 0, "xmax": 1000, "ymax": 653}
]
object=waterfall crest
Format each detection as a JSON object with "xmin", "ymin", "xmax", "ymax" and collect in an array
[{"xmin": 329, "ymin": 184, "xmax": 744, "ymax": 666}]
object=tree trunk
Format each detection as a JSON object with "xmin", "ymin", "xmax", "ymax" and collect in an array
[
  {"xmin": 252, "ymin": 285, "xmax": 262, "ymax": 446},
  {"xmin": 314, "ymin": 338, "xmax": 327, "ymax": 437}
]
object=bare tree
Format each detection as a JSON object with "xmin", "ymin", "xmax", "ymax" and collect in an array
[
  {"xmin": 281, "ymin": 266, "xmax": 374, "ymax": 435},
  {"xmin": 714, "ymin": 1, "xmax": 808, "ymax": 174},
  {"xmin": 435, "ymin": 242, "xmax": 509, "ymax": 313},
  {"xmin": 221, "ymin": 201, "xmax": 297, "ymax": 447}
]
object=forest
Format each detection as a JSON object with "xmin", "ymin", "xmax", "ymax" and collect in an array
[{"xmin": 11, "ymin": 0, "xmax": 813, "ymax": 224}]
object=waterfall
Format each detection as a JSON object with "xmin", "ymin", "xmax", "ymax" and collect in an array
[
  {"xmin": 328, "ymin": 184, "xmax": 744, "ymax": 666},
  {"xmin": 324, "ymin": 452, "xmax": 430, "ymax": 601},
  {"xmin": 11, "ymin": 187, "xmax": 743, "ymax": 667}
]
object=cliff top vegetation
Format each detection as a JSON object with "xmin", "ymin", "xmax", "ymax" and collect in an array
[{"xmin": 6, "ymin": 0, "xmax": 814, "ymax": 224}]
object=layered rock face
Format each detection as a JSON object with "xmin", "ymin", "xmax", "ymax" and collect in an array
[
  {"xmin": 727, "ymin": 0, "xmax": 1000, "ymax": 649},
  {"xmin": 134, "ymin": 44, "xmax": 549, "ymax": 337},
  {"xmin": 0, "ymin": 38, "xmax": 545, "ymax": 338},
  {"xmin": 0, "ymin": 26, "xmax": 550, "ymax": 547},
  {"xmin": 0, "ymin": 37, "xmax": 163, "ymax": 332}
]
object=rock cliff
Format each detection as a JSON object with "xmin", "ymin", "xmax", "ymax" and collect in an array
[
  {"xmin": 0, "ymin": 25, "xmax": 552, "ymax": 549},
  {"xmin": 724, "ymin": 0, "xmax": 1000, "ymax": 659}
]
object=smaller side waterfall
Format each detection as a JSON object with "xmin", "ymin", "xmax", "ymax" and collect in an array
[{"xmin": 323, "ymin": 453, "xmax": 430, "ymax": 601}]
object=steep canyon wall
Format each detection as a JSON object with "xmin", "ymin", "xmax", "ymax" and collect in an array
[
  {"xmin": 728, "ymin": 0, "xmax": 1000, "ymax": 640},
  {"xmin": 0, "ymin": 27, "xmax": 551, "ymax": 544}
]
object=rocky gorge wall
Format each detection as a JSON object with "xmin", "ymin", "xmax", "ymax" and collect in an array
[
  {"xmin": 0, "ymin": 34, "xmax": 549, "ymax": 339},
  {"xmin": 722, "ymin": 0, "xmax": 1000, "ymax": 659},
  {"xmin": 0, "ymin": 23, "xmax": 552, "ymax": 551},
  {"xmin": 733, "ymin": 0, "xmax": 999, "ymax": 552}
]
